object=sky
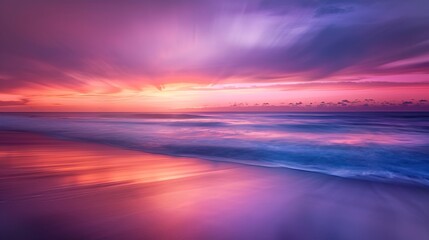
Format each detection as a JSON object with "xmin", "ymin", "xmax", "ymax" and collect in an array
[{"xmin": 0, "ymin": 0, "xmax": 428, "ymax": 111}]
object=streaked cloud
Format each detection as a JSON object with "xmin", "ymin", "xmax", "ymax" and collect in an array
[{"xmin": 0, "ymin": 0, "xmax": 428, "ymax": 110}]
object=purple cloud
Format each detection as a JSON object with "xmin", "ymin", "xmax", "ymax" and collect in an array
[{"xmin": 0, "ymin": 0, "xmax": 428, "ymax": 93}]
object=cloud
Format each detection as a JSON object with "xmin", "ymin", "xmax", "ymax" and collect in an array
[
  {"xmin": 0, "ymin": 0, "xmax": 428, "ymax": 94},
  {"xmin": 0, "ymin": 98, "xmax": 29, "ymax": 106},
  {"xmin": 314, "ymin": 5, "xmax": 354, "ymax": 17}
]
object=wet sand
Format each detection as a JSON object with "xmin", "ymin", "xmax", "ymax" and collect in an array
[{"xmin": 1, "ymin": 131, "xmax": 429, "ymax": 240}]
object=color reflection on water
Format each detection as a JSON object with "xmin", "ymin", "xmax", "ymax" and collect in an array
[
  {"xmin": 1, "ymin": 112, "xmax": 428, "ymax": 185},
  {"xmin": 0, "ymin": 132, "xmax": 230, "ymax": 187},
  {"xmin": 1, "ymin": 131, "xmax": 429, "ymax": 240}
]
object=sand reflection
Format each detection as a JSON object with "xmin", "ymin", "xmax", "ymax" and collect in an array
[{"xmin": 1, "ymin": 131, "xmax": 429, "ymax": 240}]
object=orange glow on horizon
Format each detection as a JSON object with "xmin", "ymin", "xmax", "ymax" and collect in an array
[{"xmin": 2, "ymin": 76, "xmax": 428, "ymax": 112}]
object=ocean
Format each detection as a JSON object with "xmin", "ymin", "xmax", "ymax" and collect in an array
[{"xmin": 1, "ymin": 112, "xmax": 429, "ymax": 186}]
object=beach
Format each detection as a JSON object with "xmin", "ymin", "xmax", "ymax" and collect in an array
[
  {"xmin": 2, "ymin": 0, "xmax": 429, "ymax": 238},
  {"xmin": 1, "ymin": 130, "xmax": 429, "ymax": 240}
]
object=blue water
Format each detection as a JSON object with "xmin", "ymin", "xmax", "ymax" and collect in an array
[{"xmin": 1, "ymin": 112, "xmax": 429, "ymax": 185}]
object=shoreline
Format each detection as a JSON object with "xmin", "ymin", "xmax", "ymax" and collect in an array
[
  {"xmin": 3, "ymin": 129, "xmax": 428, "ymax": 189},
  {"xmin": 1, "ymin": 131, "xmax": 429, "ymax": 239}
]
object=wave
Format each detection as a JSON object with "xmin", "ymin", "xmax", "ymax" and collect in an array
[{"xmin": 1, "ymin": 112, "xmax": 429, "ymax": 186}]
